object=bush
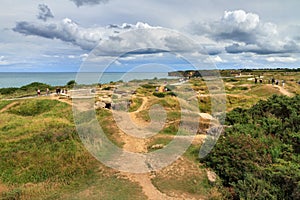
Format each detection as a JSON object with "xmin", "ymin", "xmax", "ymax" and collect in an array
[
  {"xmin": 153, "ymin": 92, "xmax": 165, "ymax": 98},
  {"xmin": 20, "ymin": 82, "xmax": 51, "ymax": 91},
  {"xmin": 0, "ymin": 87, "xmax": 19, "ymax": 95},
  {"xmin": 141, "ymin": 84, "xmax": 157, "ymax": 89},
  {"xmin": 202, "ymin": 95, "xmax": 300, "ymax": 199},
  {"xmin": 67, "ymin": 80, "xmax": 76, "ymax": 87}
]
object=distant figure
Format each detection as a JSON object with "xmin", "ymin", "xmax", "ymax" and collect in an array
[
  {"xmin": 268, "ymin": 79, "xmax": 271, "ymax": 84},
  {"xmin": 56, "ymin": 88, "xmax": 61, "ymax": 95},
  {"xmin": 259, "ymin": 79, "xmax": 263, "ymax": 84},
  {"xmin": 155, "ymin": 87, "xmax": 159, "ymax": 92},
  {"xmin": 282, "ymin": 80, "xmax": 285, "ymax": 87},
  {"xmin": 271, "ymin": 78, "xmax": 275, "ymax": 85},
  {"xmin": 46, "ymin": 88, "xmax": 50, "ymax": 96},
  {"xmin": 275, "ymin": 80, "xmax": 279, "ymax": 85},
  {"xmin": 37, "ymin": 89, "xmax": 41, "ymax": 96},
  {"xmin": 127, "ymin": 99, "xmax": 132, "ymax": 109},
  {"xmin": 254, "ymin": 77, "xmax": 258, "ymax": 84}
]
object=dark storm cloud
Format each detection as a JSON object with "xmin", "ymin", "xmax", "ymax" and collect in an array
[
  {"xmin": 37, "ymin": 4, "xmax": 54, "ymax": 21},
  {"xmin": 69, "ymin": 0, "xmax": 109, "ymax": 7}
]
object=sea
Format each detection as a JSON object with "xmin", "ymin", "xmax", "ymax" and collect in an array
[{"xmin": 0, "ymin": 72, "xmax": 172, "ymax": 88}]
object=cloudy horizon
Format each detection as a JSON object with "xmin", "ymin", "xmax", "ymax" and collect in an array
[{"xmin": 1, "ymin": 0, "xmax": 300, "ymax": 72}]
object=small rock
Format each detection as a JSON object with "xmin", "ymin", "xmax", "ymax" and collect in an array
[
  {"xmin": 94, "ymin": 101, "xmax": 106, "ymax": 109},
  {"xmin": 207, "ymin": 170, "xmax": 217, "ymax": 185},
  {"xmin": 151, "ymin": 144, "xmax": 165, "ymax": 149}
]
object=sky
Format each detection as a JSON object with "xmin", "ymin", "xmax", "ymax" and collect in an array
[{"xmin": 1, "ymin": 0, "xmax": 300, "ymax": 72}]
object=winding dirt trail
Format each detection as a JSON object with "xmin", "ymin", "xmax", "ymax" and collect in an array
[
  {"xmin": 273, "ymin": 85, "xmax": 293, "ymax": 97},
  {"xmin": 124, "ymin": 173, "xmax": 184, "ymax": 200},
  {"xmin": 118, "ymin": 97, "xmax": 201, "ymax": 200},
  {"xmin": 129, "ymin": 96, "xmax": 150, "ymax": 127},
  {"xmin": 0, "ymin": 102, "xmax": 18, "ymax": 113},
  {"xmin": 116, "ymin": 97, "xmax": 172, "ymax": 199}
]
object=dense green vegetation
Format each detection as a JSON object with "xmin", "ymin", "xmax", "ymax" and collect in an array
[
  {"xmin": 201, "ymin": 95, "xmax": 300, "ymax": 199},
  {"xmin": 0, "ymin": 82, "xmax": 52, "ymax": 98}
]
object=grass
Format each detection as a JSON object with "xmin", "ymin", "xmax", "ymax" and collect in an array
[
  {"xmin": 226, "ymin": 95, "xmax": 259, "ymax": 111},
  {"xmin": 151, "ymin": 157, "xmax": 222, "ymax": 199},
  {"xmin": 147, "ymin": 136, "xmax": 173, "ymax": 151},
  {"xmin": 128, "ymin": 97, "xmax": 143, "ymax": 112},
  {"xmin": 0, "ymin": 100, "xmax": 13, "ymax": 110},
  {"xmin": 8, "ymin": 99, "xmax": 61, "ymax": 116},
  {"xmin": 247, "ymin": 85, "xmax": 282, "ymax": 98},
  {"xmin": 0, "ymin": 99, "xmax": 146, "ymax": 200},
  {"xmin": 55, "ymin": 169, "xmax": 147, "ymax": 200},
  {"xmin": 96, "ymin": 109, "xmax": 124, "ymax": 147}
]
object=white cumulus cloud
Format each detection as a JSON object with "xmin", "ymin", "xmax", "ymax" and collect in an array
[
  {"xmin": 266, "ymin": 56, "xmax": 297, "ymax": 63},
  {"xmin": 190, "ymin": 9, "xmax": 300, "ymax": 55},
  {"xmin": 13, "ymin": 18, "xmax": 160, "ymax": 51}
]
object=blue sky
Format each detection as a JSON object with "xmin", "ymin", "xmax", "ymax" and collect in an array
[{"xmin": 1, "ymin": 0, "xmax": 300, "ymax": 72}]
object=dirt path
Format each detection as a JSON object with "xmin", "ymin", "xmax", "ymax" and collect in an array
[
  {"xmin": 112, "ymin": 96, "xmax": 180, "ymax": 199},
  {"xmin": 129, "ymin": 96, "xmax": 150, "ymax": 127},
  {"xmin": 0, "ymin": 102, "xmax": 18, "ymax": 113},
  {"xmin": 273, "ymin": 85, "xmax": 293, "ymax": 97},
  {"xmin": 118, "ymin": 97, "xmax": 203, "ymax": 200},
  {"xmin": 124, "ymin": 173, "xmax": 184, "ymax": 200},
  {"xmin": 0, "ymin": 181, "xmax": 8, "ymax": 194}
]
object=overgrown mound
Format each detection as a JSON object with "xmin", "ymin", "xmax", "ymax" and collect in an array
[{"xmin": 8, "ymin": 99, "xmax": 60, "ymax": 116}]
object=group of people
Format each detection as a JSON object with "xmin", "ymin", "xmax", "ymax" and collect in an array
[
  {"xmin": 55, "ymin": 87, "xmax": 67, "ymax": 95},
  {"xmin": 36, "ymin": 88, "xmax": 50, "ymax": 96},
  {"xmin": 254, "ymin": 77, "xmax": 285, "ymax": 87},
  {"xmin": 36, "ymin": 87, "xmax": 69, "ymax": 97},
  {"xmin": 271, "ymin": 78, "xmax": 285, "ymax": 87}
]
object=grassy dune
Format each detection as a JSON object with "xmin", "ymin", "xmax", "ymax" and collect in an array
[{"xmin": 0, "ymin": 99, "xmax": 146, "ymax": 200}]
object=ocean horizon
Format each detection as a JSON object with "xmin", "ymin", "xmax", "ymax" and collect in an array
[{"xmin": 0, "ymin": 72, "xmax": 171, "ymax": 88}]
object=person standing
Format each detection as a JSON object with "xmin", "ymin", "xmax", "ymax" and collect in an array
[
  {"xmin": 282, "ymin": 80, "xmax": 285, "ymax": 87},
  {"xmin": 46, "ymin": 88, "xmax": 50, "ymax": 96},
  {"xmin": 37, "ymin": 89, "xmax": 41, "ymax": 97}
]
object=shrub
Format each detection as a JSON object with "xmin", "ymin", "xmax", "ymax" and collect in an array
[
  {"xmin": 153, "ymin": 92, "xmax": 165, "ymax": 98},
  {"xmin": 0, "ymin": 87, "xmax": 19, "ymax": 95},
  {"xmin": 67, "ymin": 80, "xmax": 76, "ymax": 87},
  {"xmin": 141, "ymin": 84, "xmax": 157, "ymax": 89},
  {"xmin": 202, "ymin": 95, "xmax": 300, "ymax": 199}
]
